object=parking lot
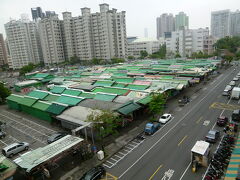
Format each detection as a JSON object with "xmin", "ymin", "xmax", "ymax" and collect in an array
[{"xmin": 0, "ymin": 107, "xmax": 60, "ymax": 159}]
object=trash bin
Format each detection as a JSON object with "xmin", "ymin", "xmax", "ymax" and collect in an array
[{"xmin": 97, "ymin": 150, "xmax": 104, "ymax": 160}]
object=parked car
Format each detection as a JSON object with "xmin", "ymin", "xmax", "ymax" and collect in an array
[
  {"xmin": 233, "ymin": 77, "xmax": 239, "ymax": 81},
  {"xmin": 47, "ymin": 132, "xmax": 68, "ymax": 144},
  {"xmin": 229, "ymin": 81, "xmax": 236, "ymax": 86},
  {"xmin": 79, "ymin": 166, "xmax": 106, "ymax": 180},
  {"xmin": 144, "ymin": 122, "xmax": 160, "ymax": 135},
  {"xmin": 232, "ymin": 110, "xmax": 240, "ymax": 122},
  {"xmin": 225, "ymin": 85, "xmax": 233, "ymax": 91},
  {"xmin": 205, "ymin": 130, "xmax": 220, "ymax": 143},
  {"xmin": 159, "ymin": 114, "xmax": 172, "ymax": 124},
  {"xmin": 0, "ymin": 130, "xmax": 6, "ymax": 139},
  {"xmin": 217, "ymin": 116, "xmax": 228, "ymax": 126},
  {"xmin": 222, "ymin": 89, "xmax": 231, "ymax": 96},
  {"xmin": 2, "ymin": 142, "xmax": 29, "ymax": 158}
]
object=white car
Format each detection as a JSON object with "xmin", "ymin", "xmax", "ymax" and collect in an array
[
  {"xmin": 233, "ymin": 77, "xmax": 239, "ymax": 81},
  {"xmin": 159, "ymin": 114, "xmax": 172, "ymax": 124}
]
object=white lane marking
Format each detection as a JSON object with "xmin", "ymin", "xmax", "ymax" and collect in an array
[
  {"xmin": 118, "ymin": 70, "xmax": 234, "ymax": 179},
  {"xmin": 179, "ymin": 162, "xmax": 191, "ymax": 180},
  {"xmin": 161, "ymin": 169, "xmax": 174, "ymax": 180},
  {"xmin": 203, "ymin": 121, "xmax": 210, "ymax": 126},
  {"xmin": 1, "ymin": 110, "xmax": 56, "ymax": 133}
]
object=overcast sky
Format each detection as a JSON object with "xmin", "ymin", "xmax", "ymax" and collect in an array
[{"xmin": 0, "ymin": 0, "xmax": 240, "ymax": 39}]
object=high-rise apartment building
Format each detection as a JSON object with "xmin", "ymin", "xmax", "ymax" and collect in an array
[
  {"xmin": 45, "ymin": 11, "xmax": 57, "ymax": 18},
  {"xmin": 62, "ymin": 3, "xmax": 127, "ymax": 61},
  {"xmin": 31, "ymin": 7, "xmax": 44, "ymax": 21},
  {"xmin": 175, "ymin": 12, "xmax": 189, "ymax": 31},
  {"xmin": 38, "ymin": 15, "xmax": 65, "ymax": 65},
  {"xmin": 211, "ymin": 10, "xmax": 231, "ymax": 39},
  {"xmin": 156, "ymin": 13, "xmax": 175, "ymax": 39},
  {"xmin": 230, "ymin": 10, "xmax": 240, "ymax": 36},
  {"xmin": 165, "ymin": 28, "xmax": 214, "ymax": 57},
  {"xmin": 4, "ymin": 20, "xmax": 43, "ymax": 69},
  {"xmin": 0, "ymin": 34, "xmax": 8, "ymax": 66}
]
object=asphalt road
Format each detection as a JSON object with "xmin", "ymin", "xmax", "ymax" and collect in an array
[{"xmin": 107, "ymin": 66, "xmax": 240, "ymax": 180}]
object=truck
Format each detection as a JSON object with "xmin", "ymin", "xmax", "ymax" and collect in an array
[
  {"xmin": 144, "ymin": 122, "xmax": 160, "ymax": 135},
  {"xmin": 231, "ymin": 87, "xmax": 240, "ymax": 99}
]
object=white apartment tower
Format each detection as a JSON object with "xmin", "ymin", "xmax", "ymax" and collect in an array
[
  {"xmin": 211, "ymin": 10, "xmax": 231, "ymax": 39},
  {"xmin": 4, "ymin": 20, "xmax": 42, "ymax": 69},
  {"xmin": 156, "ymin": 13, "xmax": 175, "ymax": 39},
  {"xmin": 230, "ymin": 10, "xmax": 240, "ymax": 37},
  {"xmin": 38, "ymin": 15, "xmax": 65, "ymax": 65},
  {"xmin": 62, "ymin": 3, "xmax": 127, "ymax": 61}
]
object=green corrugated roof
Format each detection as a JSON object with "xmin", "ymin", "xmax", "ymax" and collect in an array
[
  {"xmin": 32, "ymin": 101, "xmax": 51, "ymax": 111},
  {"xmin": 94, "ymin": 80, "xmax": 115, "ymax": 87},
  {"xmin": 46, "ymin": 103, "xmax": 68, "ymax": 115},
  {"xmin": 92, "ymin": 87, "xmax": 129, "ymax": 95},
  {"xmin": 19, "ymin": 96, "xmax": 38, "ymax": 107},
  {"xmin": 27, "ymin": 90, "xmax": 49, "ymax": 99},
  {"xmin": 114, "ymin": 78, "xmax": 135, "ymax": 83},
  {"xmin": 94, "ymin": 93, "xmax": 117, "ymax": 102},
  {"xmin": 117, "ymin": 102, "xmax": 141, "ymax": 115},
  {"xmin": 32, "ymin": 73, "xmax": 50, "ymax": 78},
  {"xmin": 6, "ymin": 94, "xmax": 23, "ymax": 103},
  {"xmin": 126, "ymin": 84, "xmax": 149, "ymax": 90},
  {"xmin": 79, "ymin": 92, "xmax": 95, "ymax": 99},
  {"xmin": 62, "ymin": 89, "xmax": 82, "ymax": 96},
  {"xmin": 43, "ymin": 94, "xmax": 60, "ymax": 102},
  {"xmin": 55, "ymin": 95, "xmax": 84, "ymax": 106},
  {"xmin": 50, "ymin": 86, "xmax": 66, "ymax": 94},
  {"xmin": 137, "ymin": 96, "xmax": 152, "ymax": 105},
  {"xmin": 112, "ymin": 83, "xmax": 127, "ymax": 88}
]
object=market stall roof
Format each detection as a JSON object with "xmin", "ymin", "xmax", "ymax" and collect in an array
[
  {"xmin": 14, "ymin": 135, "xmax": 84, "ymax": 173},
  {"xmin": 27, "ymin": 90, "xmax": 49, "ymax": 99},
  {"xmin": 93, "ymin": 93, "xmax": 117, "ymax": 102},
  {"xmin": 0, "ymin": 155, "xmax": 17, "ymax": 179},
  {"xmin": 6, "ymin": 94, "xmax": 24, "ymax": 103},
  {"xmin": 15, "ymin": 80, "xmax": 39, "ymax": 87},
  {"xmin": 191, "ymin": 140, "xmax": 210, "ymax": 155},
  {"xmin": 18, "ymin": 96, "xmax": 38, "ymax": 107},
  {"xmin": 125, "ymin": 84, "xmax": 149, "ymax": 90},
  {"xmin": 136, "ymin": 95, "xmax": 152, "ymax": 105},
  {"xmin": 92, "ymin": 87, "xmax": 129, "ymax": 95},
  {"xmin": 46, "ymin": 102, "xmax": 68, "ymax": 115},
  {"xmin": 79, "ymin": 99, "xmax": 122, "ymax": 111},
  {"xmin": 56, "ymin": 106, "xmax": 101, "ymax": 126},
  {"xmin": 69, "ymin": 84, "xmax": 96, "ymax": 91},
  {"xmin": 93, "ymin": 80, "xmax": 115, "ymax": 87},
  {"xmin": 114, "ymin": 96, "xmax": 133, "ymax": 104},
  {"xmin": 116, "ymin": 101, "xmax": 142, "ymax": 115},
  {"xmin": 62, "ymin": 89, "xmax": 82, "ymax": 96},
  {"xmin": 43, "ymin": 94, "xmax": 61, "ymax": 102},
  {"xmin": 78, "ymin": 92, "xmax": 96, "ymax": 99},
  {"xmin": 55, "ymin": 95, "xmax": 84, "ymax": 106},
  {"xmin": 50, "ymin": 86, "xmax": 66, "ymax": 94}
]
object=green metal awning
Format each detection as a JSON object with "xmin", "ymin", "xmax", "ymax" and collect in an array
[
  {"xmin": 117, "ymin": 102, "xmax": 141, "ymax": 115},
  {"xmin": 50, "ymin": 86, "xmax": 66, "ymax": 94},
  {"xmin": 55, "ymin": 95, "xmax": 84, "ymax": 106},
  {"xmin": 94, "ymin": 93, "xmax": 117, "ymax": 102},
  {"xmin": 27, "ymin": 90, "xmax": 49, "ymax": 99},
  {"xmin": 6, "ymin": 94, "xmax": 24, "ymax": 103},
  {"xmin": 92, "ymin": 87, "xmax": 129, "ymax": 95},
  {"xmin": 94, "ymin": 80, "xmax": 115, "ymax": 87},
  {"xmin": 137, "ymin": 96, "xmax": 152, "ymax": 105},
  {"xmin": 62, "ymin": 89, "xmax": 82, "ymax": 96},
  {"xmin": 126, "ymin": 84, "xmax": 149, "ymax": 90},
  {"xmin": 43, "ymin": 94, "xmax": 60, "ymax": 102},
  {"xmin": 79, "ymin": 92, "xmax": 96, "ymax": 99},
  {"xmin": 46, "ymin": 103, "xmax": 68, "ymax": 115},
  {"xmin": 19, "ymin": 96, "xmax": 38, "ymax": 107},
  {"xmin": 32, "ymin": 101, "xmax": 51, "ymax": 111}
]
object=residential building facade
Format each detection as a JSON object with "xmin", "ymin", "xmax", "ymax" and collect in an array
[
  {"xmin": 211, "ymin": 10, "xmax": 231, "ymax": 39},
  {"xmin": 62, "ymin": 3, "xmax": 127, "ymax": 61},
  {"xmin": 0, "ymin": 34, "xmax": 8, "ymax": 66},
  {"xmin": 127, "ymin": 37, "xmax": 164, "ymax": 58},
  {"xmin": 175, "ymin": 12, "xmax": 189, "ymax": 31},
  {"xmin": 31, "ymin": 7, "xmax": 44, "ymax": 21},
  {"xmin": 4, "ymin": 20, "xmax": 43, "ymax": 69},
  {"xmin": 165, "ymin": 28, "xmax": 214, "ymax": 57},
  {"xmin": 38, "ymin": 15, "xmax": 65, "ymax": 65},
  {"xmin": 230, "ymin": 10, "xmax": 240, "ymax": 36},
  {"xmin": 156, "ymin": 13, "xmax": 175, "ymax": 39}
]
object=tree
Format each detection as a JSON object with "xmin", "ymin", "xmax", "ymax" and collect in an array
[
  {"xmin": 111, "ymin": 58, "xmax": 125, "ymax": 64},
  {"xmin": 19, "ymin": 63, "xmax": 35, "ymax": 76},
  {"xmin": 128, "ymin": 56, "xmax": 135, "ymax": 60},
  {"xmin": 149, "ymin": 44, "xmax": 166, "ymax": 59},
  {"xmin": 0, "ymin": 83, "xmax": 11, "ymax": 104},
  {"xmin": 92, "ymin": 58, "xmax": 101, "ymax": 65},
  {"xmin": 175, "ymin": 53, "xmax": 181, "ymax": 58},
  {"xmin": 86, "ymin": 110, "xmax": 122, "ymax": 138},
  {"xmin": 69, "ymin": 56, "xmax": 79, "ymax": 65},
  {"xmin": 140, "ymin": 50, "xmax": 148, "ymax": 59},
  {"xmin": 149, "ymin": 93, "xmax": 168, "ymax": 118}
]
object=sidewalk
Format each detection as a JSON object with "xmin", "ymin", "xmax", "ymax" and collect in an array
[{"xmin": 60, "ymin": 68, "xmax": 228, "ymax": 180}]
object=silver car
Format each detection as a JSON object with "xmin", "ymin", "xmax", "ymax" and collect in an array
[{"xmin": 2, "ymin": 142, "xmax": 29, "ymax": 158}]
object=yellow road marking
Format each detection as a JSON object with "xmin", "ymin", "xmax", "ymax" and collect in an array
[
  {"xmin": 196, "ymin": 117, "xmax": 203, "ymax": 124},
  {"xmin": 210, "ymin": 102, "xmax": 240, "ymax": 111},
  {"xmin": 101, "ymin": 172, "xmax": 118, "ymax": 180},
  {"xmin": 178, "ymin": 135, "xmax": 188, "ymax": 146},
  {"xmin": 148, "ymin": 164, "xmax": 163, "ymax": 180}
]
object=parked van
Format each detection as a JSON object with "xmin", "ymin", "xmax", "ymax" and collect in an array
[
  {"xmin": 232, "ymin": 110, "xmax": 240, "ymax": 122},
  {"xmin": 2, "ymin": 142, "xmax": 29, "ymax": 158}
]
